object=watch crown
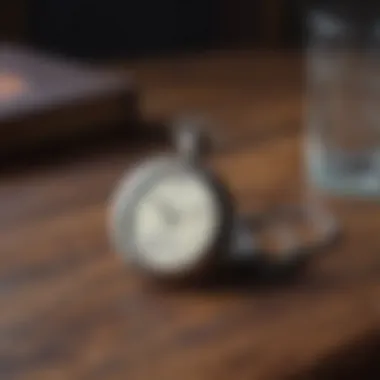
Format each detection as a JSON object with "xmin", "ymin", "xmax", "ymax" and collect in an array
[{"xmin": 173, "ymin": 115, "xmax": 212, "ymax": 162}]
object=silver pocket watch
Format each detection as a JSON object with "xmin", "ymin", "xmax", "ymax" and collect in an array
[
  {"xmin": 109, "ymin": 120, "xmax": 235, "ymax": 281},
  {"xmin": 108, "ymin": 119, "xmax": 339, "ymax": 283}
]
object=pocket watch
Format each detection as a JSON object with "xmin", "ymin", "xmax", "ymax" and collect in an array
[
  {"xmin": 108, "ymin": 119, "xmax": 234, "ymax": 281},
  {"xmin": 108, "ymin": 117, "xmax": 340, "ymax": 284}
]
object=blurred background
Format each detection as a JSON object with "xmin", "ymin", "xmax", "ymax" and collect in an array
[
  {"xmin": 1, "ymin": 0, "xmax": 303, "ymax": 58},
  {"xmin": 0, "ymin": 0, "xmax": 309, "ymax": 160}
]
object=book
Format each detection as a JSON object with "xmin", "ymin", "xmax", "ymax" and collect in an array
[{"xmin": 0, "ymin": 44, "xmax": 138, "ymax": 155}]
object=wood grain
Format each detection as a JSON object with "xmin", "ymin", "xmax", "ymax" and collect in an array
[
  {"xmin": 121, "ymin": 51, "xmax": 303, "ymax": 137},
  {"xmin": 1, "ymin": 53, "xmax": 379, "ymax": 380}
]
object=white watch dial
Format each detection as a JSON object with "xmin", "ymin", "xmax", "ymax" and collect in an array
[{"xmin": 133, "ymin": 173, "xmax": 220, "ymax": 273}]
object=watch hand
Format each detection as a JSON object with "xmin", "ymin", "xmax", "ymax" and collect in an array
[{"xmin": 155, "ymin": 199, "xmax": 181, "ymax": 225}]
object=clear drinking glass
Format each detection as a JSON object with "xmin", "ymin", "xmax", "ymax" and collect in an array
[{"xmin": 305, "ymin": 2, "xmax": 380, "ymax": 197}]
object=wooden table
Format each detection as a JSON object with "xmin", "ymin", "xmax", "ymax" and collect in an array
[{"xmin": 1, "ymin": 52, "xmax": 380, "ymax": 380}]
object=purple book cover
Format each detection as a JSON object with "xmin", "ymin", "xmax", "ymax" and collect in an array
[{"xmin": 0, "ymin": 44, "xmax": 133, "ymax": 123}]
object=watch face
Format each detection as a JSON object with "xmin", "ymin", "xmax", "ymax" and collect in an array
[
  {"xmin": 109, "ymin": 158, "xmax": 226, "ymax": 277},
  {"xmin": 134, "ymin": 173, "xmax": 219, "ymax": 272}
]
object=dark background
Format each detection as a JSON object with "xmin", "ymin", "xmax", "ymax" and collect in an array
[{"xmin": 1, "ymin": 0, "xmax": 304, "ymax": 59}]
